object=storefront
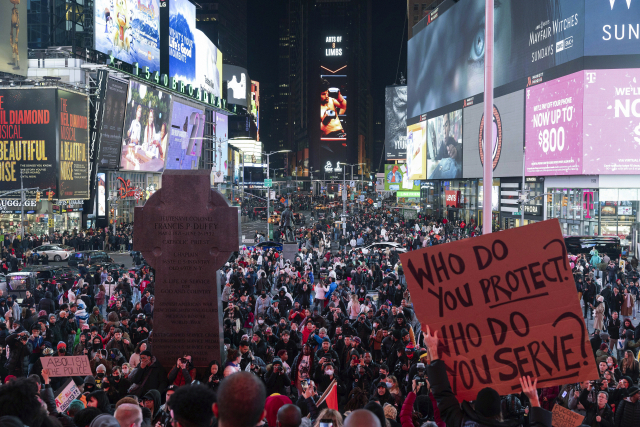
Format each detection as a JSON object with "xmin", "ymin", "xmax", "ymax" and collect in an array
[
  {"xmin": 52, "ymin": 200, "xmax": 84, "ymax": 232},
  {"xmin": 107, "ymin": 172, "xmax": 161, "ymax": 226},
  {"xmin": 500, "ymin": 177, "xmax": 545, "ymax": 229},
  {"xmin": 421, "ymin": 179, "xmax": 500, "ymax": 227}
]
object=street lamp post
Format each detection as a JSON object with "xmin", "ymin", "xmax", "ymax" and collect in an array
[
  {"xmin": 342, "ymin": 163, "xmax": 364, "ymax": 214},
  {"xmin": 264, "ymin": 150, "xmax": 291, "ymax": 240}
]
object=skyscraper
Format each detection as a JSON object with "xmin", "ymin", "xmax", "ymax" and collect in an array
[{"xmin": 196, "ymin": 0, "xmax": 248, "ymax": 69}]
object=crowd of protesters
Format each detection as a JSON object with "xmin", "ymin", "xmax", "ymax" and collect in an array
[{"xmin": 1, "ymin": 200, "xmax": 639, "ymax": 427}]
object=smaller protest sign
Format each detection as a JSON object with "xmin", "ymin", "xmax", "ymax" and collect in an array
[
  {"xmin": 551, "ymin": 404, "xmax": 584, "ymax": 427},
  {"xmin": 54, "ymin": 378, "xmax": 81, "ymax": 413},
  {"xmin": 42, "ymin": 356, "xmax": 92, "ymax": 377}
]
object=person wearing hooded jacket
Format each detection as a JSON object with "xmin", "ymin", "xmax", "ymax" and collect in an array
[
  {"xmin": 423, "ymin": 327, "xmax": 552, "ymax": 427},
  {"xmin": 128, "ymin": 350, "xmax": 167, "ymax": 397},
  {"xmin": 142, "ymin": 389, "xmax": 163, "ymax": 426}
]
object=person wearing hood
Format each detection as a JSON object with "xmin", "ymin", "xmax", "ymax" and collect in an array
[
  {"xmin": 265, "ymin": 357, "xmax": 291, "ymax": 396},
  {"xmin": 87, "ymin": 389, "xmax": 113, "ymax": 414},
  {"xmin": 132, "ymin": 314, "xmax": 150, "ymax": 346},
  {"xmin": 424, "ymin": 327, "xmax": 551, "ymax": 427},
  {"xmin": 128, "ymin": 350, "xmax": 167, "ymax": 397},
  {"xmin": 88, "ymin": 307, "xmax": 105, "ymax": 329},
  {"xmin": 37, "ymin": 291, "xmax": 56, "ymax": 315},
  {"xmin": 141, "ymin": 389, "xmax": 162, "ymax": 426},
  {"xmin": 75, "ymin": 300, "xmax": 90, "ymax": 325},
  {"xmin": 255, "ymin": 289, "xmax": 272, "ymax": 317}
]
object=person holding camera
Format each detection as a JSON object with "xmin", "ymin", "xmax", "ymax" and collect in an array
[
  {"xmin": 580, "ymin": 381, "xmax": 614, "ymax": 427},
  {"xmin": 265, "ymin": 357, "xmax": 291, "ymax": 396},
  {"xmin": 5, "ymin": 330, "xmax": 32, "ymax": 377},
  {"xmin": 168, "ymin": 355, "xmax": 196, "ymax": 387}
]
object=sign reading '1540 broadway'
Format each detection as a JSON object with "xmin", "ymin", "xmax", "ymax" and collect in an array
[{"xmin": 0, "ymin": 88, "xmax": 89, "ymax": 200}]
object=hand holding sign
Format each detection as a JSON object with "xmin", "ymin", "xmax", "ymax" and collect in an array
[{"xmin": 401, "ymin": 219, "xmax": 598, "ymax": 401}]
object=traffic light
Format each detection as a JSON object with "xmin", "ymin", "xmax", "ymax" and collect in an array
[
  {"xmin": 547, "ymin": 194, "xmax": 552, "ymax": 203},
  {"xmin": 35, "ymin": 192, "xmax": 40, "ymax": 202},
  {"xmin": 562, "ymin": 196, "xmax": 568, "ymax": 207},
  {"xmin": 47, "ymin": 191, "xmax": 52, "ymax": 201}
]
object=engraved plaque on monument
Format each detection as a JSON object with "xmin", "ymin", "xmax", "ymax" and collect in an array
[{"xmin": 133, "ymin": 170, "xmax": 238, "ymax": 368}]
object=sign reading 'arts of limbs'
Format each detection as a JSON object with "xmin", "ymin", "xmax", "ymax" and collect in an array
[
  {"xmin": 399, "ymin": 219, "xmax": 598, "ymax": 401},
  {"xmin": 134, "ymin": 170, "xmax": 238, "ymax": 368}
]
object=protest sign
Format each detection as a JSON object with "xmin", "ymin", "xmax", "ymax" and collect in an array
[
  {"xmin": 42, "ymin": 356, "xmax": 92, "ymax": 377},
  {"xmin": 54, "ymin": 378, "xmax": 81, "ymax": 413},
  {"xmin": 551, "ymin": 404, "xmax": 584, "ymax": 427},
  {"xmin": 399, "ymin": 219, "xmax": 598, "ymax": 401}
]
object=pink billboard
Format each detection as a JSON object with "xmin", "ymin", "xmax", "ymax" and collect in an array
[
  {"xmin": 525, "ymin": 71, "xmax": 584, "ymax": 176},
  {"xmin": 583, "ymin": 69, "xmax": 640, "ymax": 174}
]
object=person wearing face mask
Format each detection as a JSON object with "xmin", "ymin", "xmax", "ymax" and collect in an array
[
  {"xmin": 253, "ymin": 314, "xmax": 268, "ymax": 335},
  {"xmin": 95, "ymin": 363, "xmax": 108, "ymax": 388},
  {"xmin": 132, "ymin": 314, "xmax": 149, "ymax": 346},
  {"xmin": 104, "ymin": 365, "xmax": 130, "ymax": 404}
]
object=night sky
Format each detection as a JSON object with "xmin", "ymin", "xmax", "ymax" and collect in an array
[{"xmin": 247, "ymin": 0, "xmax": 407, "ymax": 104}]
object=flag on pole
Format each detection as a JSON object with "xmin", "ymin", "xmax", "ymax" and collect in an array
[{"xmin": 316, "ymin": 379, "xmax": 338, "ymax": 411}]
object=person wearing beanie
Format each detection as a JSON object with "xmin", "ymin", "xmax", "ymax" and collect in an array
[
  {"xmin": 265, "ymin": 357, "xmax": 291, "ymax": 396},
  {"xmin": 128, "ymin": 350, "xmax": 166, "ymax": 398},
  {"xmin": 614, "ymin": 385, "xmax": 640, "ymax": 427},
  {"xmin": 423, "ymin": 327, "xmax": 552, "ymax": 427}
]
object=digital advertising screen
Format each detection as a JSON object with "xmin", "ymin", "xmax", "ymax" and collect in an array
[
  {"xmin": 97, "ymin": 78, "xmax": 128, "ymax": 169},
  {"xmin": 426, "ymin": 109, "xmax": 463, "ymax": 179},
  {"xmin": 213, "ymin": 112, "xmax": 228, "ymax": 180},
  {"xmin": 406, "ymin": 121, "xmax": 427, "ymax": 180},
  {"xmin": 0, "ymin": 89, "xmax": 58, "ymax": 198},
  {"xmin": 385, "ymin": 86, "xmax": 407, "ymax": 161},
  {"xmin": 94, "ymin": 0, "xmax": 161, "ymax": 72},
  {"xmin": 584, "ymin": 0, "xmax": 640, "ymax": 56},
  {"xmin": 120, "ymin": 81, "xmax": 172, "ymax": 172},
  {"xmin": 407, "ymin": 0, "xmax": 584, "ymax": 119},
  {"xmin": 583, "ymin": 68, "xmax": 640, "ymax": 174},
  {"xmin": 0, "ymin": 0, "xmax": 27, "ymax": 76},
  {"xmin": 525, "ymin": 71, "xmax": 584, "ymax": 176},
  {"xmin": 97, "ymin": 172, "xmax": 106, "ymax": 216},
  {"xmin": 58, "ymin": 90, "xmax": 90, "ymax": 200},
  {"xmin": 251, "ymin": 80, "xmax": 260, "ymax": 141},
  {"xmin": 224, "ymin": 65, "xmax": 249, "ymax": 108},
  {"xmin": 384, "ymin": 164, "xmax": 419, "ymax": 191},
  {"xmin": 164, "ymin": 100, "xmax": 204, "ymax": 170},
  {"xmin": 463, "ymin": 90, "xmax": 524, "ymax": 178},
  {"xmin": 195, "ymin": 29, "xmax": 223, "ymax": 99},
  {"xmin": 169, "ymin": 0, "xmax": 196, "ymax": 88}
]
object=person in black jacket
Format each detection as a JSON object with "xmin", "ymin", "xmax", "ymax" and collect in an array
[
  {"xmin": 5, "ymin": 331, "xmax": 32, "ymax": 377},
  {"xmin": 423, "ymin": 326, "xmax": 552, "ymax": 427},
  {"xmin": 265, "ymin": 358, "xmax": 291, "ymax": 396},
  {"xmin": 580, "ymin": 383, "xmax": 614, "ymax": 427},
  {"xmin": 614, "ymin": 386, "xmax": 640, "ymax": 427},
  {"xmin": 128, "ymin": 350, "xmax": 167, "ymax": 398},
  {"xmin": 37, "ymin": 292, "xmax": 56, "ymax": 315}
]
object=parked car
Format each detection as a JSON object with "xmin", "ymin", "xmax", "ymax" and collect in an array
[
  {"xmin": 67, "ymin": 250, "xmax": 113, "ymax": 267},
  {"xmin": 20, "ymin": 265, "xmax": 77, "ymax": 288},
  {"xmin": 350, "ymin": 242, "xmax": 407, "ymax": 255},
  {"xmin": 32, "ymin": 244, "xmax": 75, "ymax": 262}
]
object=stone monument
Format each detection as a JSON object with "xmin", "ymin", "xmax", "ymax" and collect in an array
[{"xmin": 133, "ymin": 170, "xmax": 238, "ymax": 368}]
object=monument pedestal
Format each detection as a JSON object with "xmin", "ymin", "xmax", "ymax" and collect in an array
[{"xmin": 134, "ymin": 170, "xmax": 238, "ymax": 368}]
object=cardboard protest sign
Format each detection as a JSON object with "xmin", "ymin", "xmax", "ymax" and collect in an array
[
  {"xmin": 54, "ymin": 378, "xmax": 81, "ymax": 413},
  {"xmin": 400, "ymin": 219, "xmax": 598, "ymax": 401},
  {"xmin": 42, "ymin": 356, "xmax": 92, "ymax": 377},
  {"xmin": 551, "ymin": 404, "xmax": 584, "ymax": 427}
]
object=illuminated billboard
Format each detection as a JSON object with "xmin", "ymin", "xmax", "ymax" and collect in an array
[
  {"xmin": 97, "ymin": 173, "xmax": 106, "ymax": 216},
  {"xmin": 251, "ymin": 80, "xmax": 260, "ymax": 141},
  {"xmin": 169, "ymin": 0, "xmax": 196, "ymax": 87},
  {"xmin": 224, "ymin": 65, "xmax": 249, "ymax": 108},
  {"xmin": 319, "ymin": 33, "xmax": 348, "ymax": 176},
  {"xmin": 212, "ymin": 112, "xmax": 228, "ymax": 182},
  {"xmin": 385, "ymin": 86, "xmax": 407, "ymax": 161},
  {"xmin": 407, "ymin": 0, "xmax": 584, "ymax": 119},
  {"xmin": 94, "ymin": 0, "xmax": 161, "ymax": 72},
  {"xmin": 97, "ymin": 78, "xmax": 129, "ymax": 169},
  {"xmin": 585, "ymin": 0, "xmax": 640, "ymax": 56},
  {"xmin": 406, "ymin": 120, "xmax": 427, "ymax": 180},
  {"xmin": 426, "ymin": 109, "xmax": 462, "ymax": 179},
  {"xmin": 384, "ymin": 164, "xmax": 419, "ymax": 191},
  {"xmin": 120, "ymin": 81, "xmax": 172, "ymax": 172},
  {"xmin": 164, "ymin": 100, "xmax": 204, "ymax": 170},
  {"xmin": 58, "ymin": 90, "xmax": 90, "ymax": 200},
  {"xmin": 195, "ymin": 29, "xmax": 223, "ymax": 99},
  {"xmin": 0, "ymin": 0, "xmax": 27, "ymax": 76},
  {"xmin": 464, "ymin": 91, "xmax": 524, "ymax": 178}
]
